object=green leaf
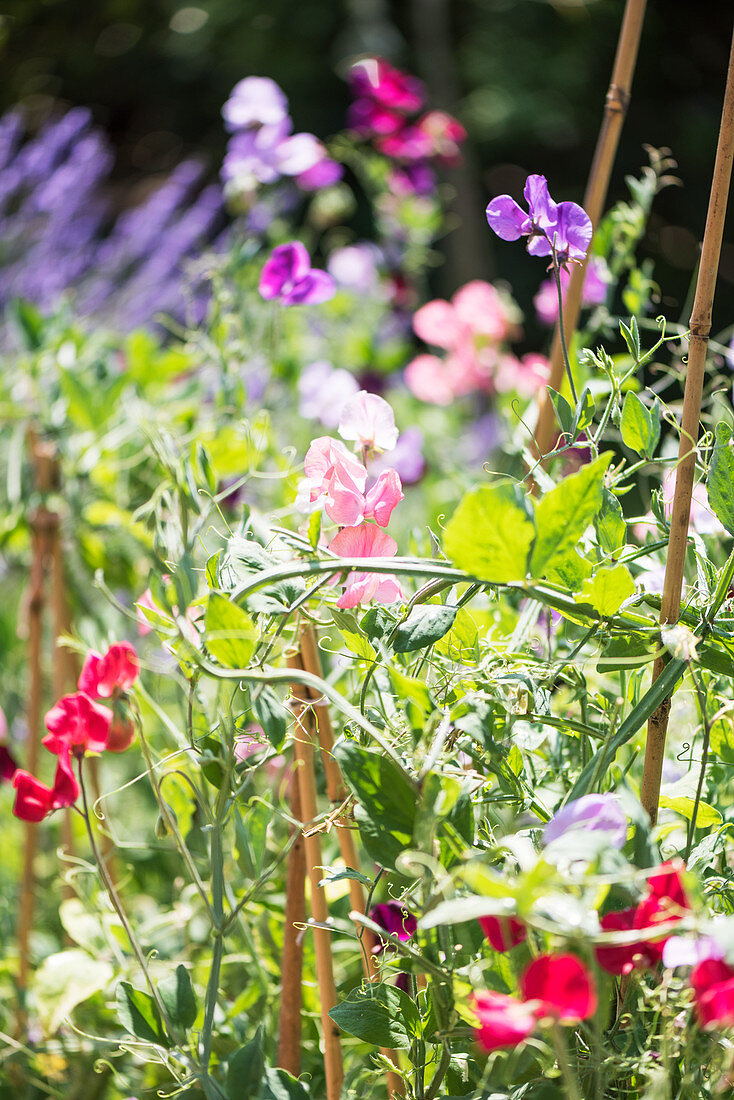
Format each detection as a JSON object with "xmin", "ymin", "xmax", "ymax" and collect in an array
[
  {"xmin": 116, "ymin": 981, "xmax": 170, "ymax": 1046},
  {"xmin": 594, "ymin": 489, "xmax": 627, "ymax": 554},
  {"xmin": 334, "ymin": 742, "xmax": 416, "ymax": 868},
  {"xmin": 572, "ymin": 385, "xmax": 595, "ymax": 436},
  {"xmin": 330, "ymin": 607, "xmax": 376, "ymax": 661},
  {"xmin": 596, "ymin": 635, "xmax": 654, "ymax": 673},
  {"xmin": 34, "ymin": 950, "xmax": 113, "ymax": 1035},
  {"xmin": 548, "ymin": 387, "xmax": 574, "ymax": 438},
  {"xmin": 530, "ymin": 454, "xmax": 611, "ymax": 578},
  {"xmin": 234, "ymin": 799, "xmax": 271, "ymax": 878},
  {"xmin": 658, "ymin": 796, "xmax": 722, "ymax": 828},
  {"xmin": 620, "ymin": 391, "xmax": 659, "ymax": 459},
  {"xmin": 262, "ymin": 1068, "xmax": 310, "ymax": 1100},
  {"xmin": 253, "ymin": 687, "xmax": 287, "ymax": 749},
  {"xmin": 707, "ymin": 422, "xmax": 734, "ymax": 536},
  {"xmin": 620, "ymin": 316, "xmax": 641, "ymax": 361},
  {"xmin": 205, "ymin": 593, "xmax": 257, "ymax": 667},
  {"xmin": 393, "ymin": 604, "xmax": 457, "ymax": 653},
  {"xmin": 158, "ymin": 965, "xmax": 197, "ymax": 1030},
  {"xmin": 545, "ymin": 549, "xmax": 592, "ymax": 589},
  {"xmin": 387, "ymin": 666, "xmax": 433, "ymax": 721},
  {"xmin": 329, "ymin": 983, "xmax": 421, "ymax": 1050},
  {"xmin": 578, "ymin": 564, "xmax": 635, "ymax": 616},
  {"xmin": 227, "ymin": 1027, "xmax": 265, "ymax": 1099},
  {"xmin": 444, "ymin": 483, "xmax": 535, "ymax": 583}
]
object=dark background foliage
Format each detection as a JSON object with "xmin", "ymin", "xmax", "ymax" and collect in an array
[{"xmin": 1, "ymin": 0, "xmax": 732, "ymax": 324}]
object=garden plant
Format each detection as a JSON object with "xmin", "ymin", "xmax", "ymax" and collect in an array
[{"xmin": 3, "ymin": 8, "xmax": 734, "ymax": 1100}]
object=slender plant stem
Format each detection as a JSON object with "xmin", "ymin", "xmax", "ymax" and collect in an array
[
  {"xmin": 551, "ymin": 1023, "xmax": 582, "ymax": 1100},
  {"xmin": 641, "ymin": 26, "xmax": 734, "ymax": 823},
  {"xmin": 685, "ymin": 669, "xmax": 712, "ymax": 860},
  {"xmin": 552, "ymin": 250, "xmax": 578, "ymax": 406}
]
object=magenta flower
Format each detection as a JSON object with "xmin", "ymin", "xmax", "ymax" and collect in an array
[
  {"xmin": 349, "ymin": 58, "xmax": 424, "ymax": 114},
  {"xmin": 222, "ymin": 77, "xmax": 289, "ymax": 131},
  {"xmin": 259, "ymin": 242, "xmax": 335, "ymax": 306},
  {"xmin": 370, "ymin": 901, "xmax": 417, "ymax": 948},
  {"xmin": 327, "ymin": 525, "xmax": 403, "ymax": 609},
  {"xmin": 486, "ymin": 174, "xmax": 592, "ymax": 266}
]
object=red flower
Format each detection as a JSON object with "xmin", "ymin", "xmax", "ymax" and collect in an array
[
  {"xmin": 473, "ymin": 991, "xmax": 538, "ymax": 1052},
  {"xmin": 596, "ymin": 862, "xmax": 690, "ymax": 975},
  {"xmin": 12, "ymin": 748, "xmax": 79, "ymax": 822},
  {"xmin": 0, "ymin": 743, "xmax": 18, "ymax": 782},
  {"xmin": 478, "ymin": 914, "xmax": 527, "ymax": 953},
  {"xmin": 520, "ymin": 954, "xmax": 597, "ymax": 1023},
  {"xmin": 691, "ymin": 957, "xmax": 734, "ymax": 1028},
  {"xmin": 78, "ymin": 641, "xmax": 139, "ymax": 698},
  {"xmin": 42, "ymin": 692, "xmax": 112, "ymax": 758}
]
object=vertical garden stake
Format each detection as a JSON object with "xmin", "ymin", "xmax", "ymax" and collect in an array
[
  {"xmin": 640, "ymin": 26, "xmax": 734, "ymax": 824},
  {"xmin": 533, "ymin": 0, "xmax": 648, "ymax": 458},
  {"xmin": 287, "ymin": 649, "xmax": 344, "ymax": 1100}
]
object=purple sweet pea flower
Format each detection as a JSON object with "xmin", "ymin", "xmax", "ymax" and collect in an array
[
  {"xmin": 259, "ymin": 242, "xmax": 335, "ymax": 306},
  {"xmin": 222, "ymin": 77, "xmax": 289, "ymax": 131},
  {"xmin": 298, "ymin": 360, "xmax": 360, "ymax": 427},
  {"xmin": 370, "ymin": 901, "xmax": 417, "ymax": 951},
  {"xmin": 370, "ymin": 426, "xmax": 425, "ymax": 485},
  {"xmin": 486, "ymin": 174, "xmax": 592, "ymax": 267},
  {"xmin": 543, "ymin": 793, "xmax": 628, "ymax": 850}
]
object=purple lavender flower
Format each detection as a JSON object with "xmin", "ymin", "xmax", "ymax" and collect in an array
[
  {"xmin": 259, "ymin": 242, "xmax": 335, "ymax": 305},
  {"xmin": 543, "ymin": 793, "xmax": 627, "ymax": 849},
  {"xmin": 222, "ymin": 77, "xmax": 289, "ymax": 131},
  {"xmin": 486, "ymin": 174, "xmax": 592, "ymax": 266}
]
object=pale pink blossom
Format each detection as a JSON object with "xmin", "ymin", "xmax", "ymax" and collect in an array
[
  {"xmin": 404, "ymin": 354, "xmax": 455, "ymax": 405},
  {"xmin": 299, "ymin": 436, "xmax": 368, "ymax": 526},
  {"xmin": 364, "ymin": 469, "xmax": 404, "ymax": 527},
  {"xmin": 328, "ymin": 525, "xmax": 403, "ymax": 608},
  {"xmin": 338, "ymin": 391, "xmax": 399, "ymax": 454},
  {"xmin": 494, "ymin": 352, "xmax": 550, "ymax": 398}
]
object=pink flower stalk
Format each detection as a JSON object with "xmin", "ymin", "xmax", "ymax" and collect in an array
[
  {"xmin": 259, "ymin": 242, "xmax": 336, "ymax": 306},
  {"xmin": 12, "ymin": 747, "xmax": 79, "ymax": 822},
  {"xmin": 78, "ymin": 641, "xmax": 139, "ymax": 699},
  {"xmin": 493, "ymin": 352, "xmax": 550, "ymax": 398},
  {"xmin": 415, "ymin": 110, "xmax": 466, "ymax": 165},
  {"xmin": 534, "ymin": 256, "xmax": 609, "ymax": 326},
  {"xmin": 42, "ymin": 692, "xmax": 112, "ymax": 758},
  {"xmin": 328, "ymin": 525, "xmax": 403, "ymax": 608},
  {"xmin": 349, "ymin": 58, "xmax": 425, "ymax": 116},
  {"xmin": 338, "ymin": 391, "xmax": 399, "ymax": 454}
]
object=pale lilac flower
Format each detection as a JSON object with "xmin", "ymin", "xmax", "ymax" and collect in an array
[
  {"xmin": 370, "ymin": 427, "xmax": 425, "ymax": 485},
  {"xmin": 486, "ymin": 174, "xmax": 592, "ymax": 266},
  {"xmin": 663, "ymin": 936, "xmax": 725, "ymax": 969},
  {"xmin": 222, "ymin": 122, "xmax": 291, "ymax": 187},
  {"xmin": 338, "ymin": 391, "xmax": 399, "ymax": 454},
  {"xmin": 259, "ymin": 242, "xmax": 335, "ymax": 306},
  {"xmin": 298, "ymin": 361, "xmax": 359, "ymax": 428},
  {"xmin": 328, "ymin": 243, "xmax": 382, "ymax": 293},
  {"xmin": 543, "ymin": 793, "xmax": 627, "ymax": 850},
  {"xmin": 222, "ymin": 77, "xmax": 289, "ymax": 131}
]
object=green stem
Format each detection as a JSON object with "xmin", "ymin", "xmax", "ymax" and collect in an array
[
  {"xmin": 552, "ymin": 248, "xmax": 579, "ymax": 406},
  {"xmin": 550, "ymin": 1023, "xmax": 582, "ymax": 1100},
  {"xmin": 685, "ymin": 668, "xmax": 712, "ymax": 860}
]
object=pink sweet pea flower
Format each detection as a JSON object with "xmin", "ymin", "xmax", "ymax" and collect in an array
[
  {"xmin": 494, "ymin": 353, "xmax": 550, "ymax": 398},
  {"xmin": 520, "ymin": 954, "xmax": 598, "ymax": 1023},
  {"xmin": 415, "ymin": 110, "xmax": 466, "ymax": 164},
  {"xmin": 12, "ymin": 747, "xmax": 79, "ymax": 822},
  {"xmin": 404, "ymin": 354, "xmax": 455, "ymax": 405},
  {"xmin": 300, "ymin": 436, "xmax": 369, "ymax": 526},
  {"xmin": 222, "ymin": 77, "xmax": 290, "ymax": 131},
  {"xmin": 596, "ymin": 862, "xmax": 690, "ymax": 975},
  {"xmin": 473, "ymin": 991, "xmax": 538, "ymax": 1053},
  {"xmin": 259, "ymin": 242, "xmax": 336, "ymax": 306},
  {"xmin": 479, "ymin": 915, "xmax": 527, "ymax": 953},
  {"xmin": 328, "ymin": 525, "xmax": 403, "ymax": 608},
  {"xmin": 338, "ymin": 391, "xmax": 399, "ymax": 454},
  {"xmin": 78, "ymin": 641, "xmax": 139, "ymax": 698},
  {"xmin": 364, "ymin": 468, "xmax": 404, "ymax": 527},
  {"xmin": 42, "ymin": 693, "xmax": 112, "ymax": 758}
]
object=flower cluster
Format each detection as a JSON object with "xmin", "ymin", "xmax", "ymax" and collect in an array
[
  {"xmin": 297, "ymin": 391, "xmax": 405, "ymax": 608},
  {"xmin": 595, "ymin": 863, "xmax": 690, "ymax": 975},
  {"xmin": 259, "ymin": 241, "xmax": 335, "ymax": 306},
  {"xmin": 486, "ymin": 174, "xmax": 592, "ymax": 268},
  {"xmin": 12, "ymin": 642, "xmax": 139, "ymax": 822},
  {"xmin": 474, "ymin": 954, "xmax": 597, "ymax": 1053},
  {"xmin": 347, "ymin": 57, "xmax": 466, "ymax": 196},
  {"xmin": 404, "ymin": 279, "xmax": 549, "ymax": 404},
  {"xmin": 222, "ymin": 76, "xmax": 342, "ymax": 199}
]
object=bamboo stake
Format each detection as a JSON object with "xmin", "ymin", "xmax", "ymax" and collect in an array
[
  {"xmin": 533, "ymin": 0, "xmax": 648, "ymax": 459},
  {"xmin": 640, "ymin": 26, "xmax": 734, "ymax": 825},
  {"xmin": 277, "ymin": 775, "xmax": 306, "ymax": 1076},
  {"xmin": 288, "ymin": 651, "xmax": 344, "ymax": 1100},
  {"xmin": 298, "ymin": 627, "xmax": 404, "ymax": 1097}
]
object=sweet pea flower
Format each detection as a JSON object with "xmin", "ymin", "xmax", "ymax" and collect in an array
[
  {"xmin": 259, "ymin": 242, "xmax": 335, "ymax": 306},
  {"xmin": 370, "ymin": 901, "xmax": 417, "ymax": 950},
  {"xmin": 416, "ymin": 110, "xmax": 466, "ymax": 165},
  {"xmin": 222, "ymin": 77, "xmax": 289, "ymax": 131},
  {"xmin": 349, "ymin": 58, "xmax": 424, "ymax": 114},
  {"xmin": 486, "ymin": 174, "xmax": 592, "ymax": 266},
  {"xmin": 494, "ymin": 352, "xmax": 550, "ymax": 398},
  {"xmin": 473, "ymin": 991, "xmax": 538, "ymax": 1052},
  {"xmin": 298, "ymin": 361, "xmax": 360, "ymax": 429},
  {"xmin": 12, "ymin": 747, "xmax": 79, "ymax": 822},
  {"xmin": 596, "ymin": 862, "xmax": 690, "ymax": 975},
  {"xmin": 327, "ymin": 525, "xmax": 403, "ymax": 608},
  {"xmin": 300, "ymin": 436, "xmax": 369, "ymax": 526},
  {"xmin": 327, "ymin": 244, "xmax": 382, "ymax": 294},
  {"xmin": 479, "ymin": 914, "xmax": 527, "ymax": 953},
  {"xmin": 520, "ymin": 954, "xmax": 598, "ymax": 1023},
  {"xmin": 534, "ymin": 256, "xmax": 610, "ymax": 326},
  {"xmin": 691, "ymin": 957, "xmax": 734, "ymax": 1028},
  {"xmin": 42, "ymin": 692, "xmax": 112, "ymax": 758},
  {"xmin": 635, "ymin": 466, "xmax": 725, "ymax": 540},
  {"xmin": 364, "ymin": 468, "xmax": 404, "ymax": 527},
  {"xmin": 78, "ymin": 641, "xmax": 139, "ymax": 698},
  {"xmin": 663, "ymin": 935, "xmax": 725, "ymax": 970},
  {"xmin": 338, "ymin": 391, "xmax": 399, "ymax": 454},
  {"xmin": 370, "ymin": 427, "xmax": 425, "ymax": 485},
  {"xmin": 543, "ymin": 793, "xmax": 628, "ymax": 850}
]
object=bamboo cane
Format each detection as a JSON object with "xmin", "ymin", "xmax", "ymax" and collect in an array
[
  {"xmin": 640, "ymin": 26, "xmax": 734, "ymax": 825},
  {"xmin": 533, "ymin": 0, "xmax": 648, "ymax": 459},
  {"xmin": 298, "ymin": 627, "xmax": 404, "ymax": 1097},
  {"xmin": 288, "ymin": 651, "xmax": 344, "ymax": 1100},
  {"xmin": 277, "ymin": 774, "xmax": 306, "ymax": 1076}
]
